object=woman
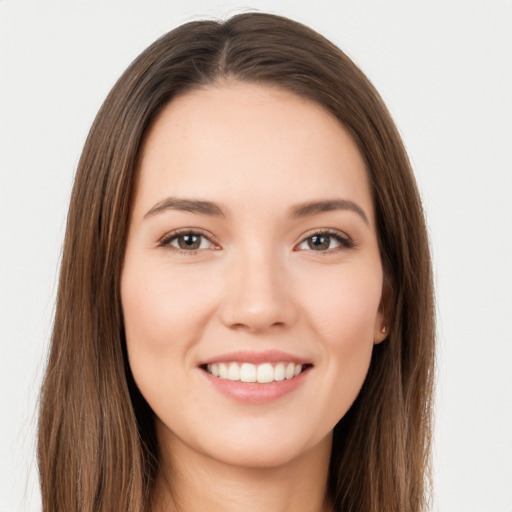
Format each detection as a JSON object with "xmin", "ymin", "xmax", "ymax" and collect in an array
[{"xmin": 37, "ymin": 12, "xmax": 435, "ymax": 512}]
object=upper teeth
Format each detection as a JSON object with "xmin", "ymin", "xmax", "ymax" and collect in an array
[{"xmin": 206, "ymin": 362, "xmax": 303, "ymax": 383}]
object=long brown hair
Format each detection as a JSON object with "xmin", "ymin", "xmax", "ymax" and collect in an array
[{"xmin": 38, "ymin": 12, "xmax": 435, "ymax": 512}]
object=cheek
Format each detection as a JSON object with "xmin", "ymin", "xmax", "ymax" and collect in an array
[
  {"xmin": 298, "ymin": 263, "xmax": 382, "ymax": 417},
  {"xmin": 122, "ymin": 261, "xmax": 216, "ymax": 345},
  {"xmin": 120, "ymin": 261, "xmax": 218, "ymax": 395},
  {"xmin": 301, "ymin": 262, "xmax": 382, "ymax": 344}
]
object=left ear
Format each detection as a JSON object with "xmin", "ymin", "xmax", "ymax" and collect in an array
[
  {"xmin": 374, "ymin": 279, "xmax": 392, "ymax": 344},
  {"xmin": 373, "ymin": 315, "xmax": 388, "ymax": 344}
]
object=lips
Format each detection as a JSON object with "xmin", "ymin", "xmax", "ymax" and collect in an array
[{"xmin": 198, "ymin": 350, "xmax": 313, "ymax": 403}]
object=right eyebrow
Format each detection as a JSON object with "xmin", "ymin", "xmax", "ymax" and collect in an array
[{"xmin": 144, "ymin": 197, "xmax": 227, "ymax": 218}]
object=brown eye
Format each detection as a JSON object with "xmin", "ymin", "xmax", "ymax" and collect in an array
[
  {"xmin": 307, "ymin": 234, "xmax": 333, "ymax": 251},
  {"xmin": 176, "ymin": 234, "xmax": 202, "ymax": 250},
  {"xmin": 297, "ymin": 231, "xmax": 354, "ymax": 252},
  {"xmin": 160, "ymin": 231, "xmax": 216, "ymax": 252}
]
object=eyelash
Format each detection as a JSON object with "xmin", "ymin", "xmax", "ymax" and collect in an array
[
  {"xmin": 158, "ymin": 228, "xmax": 219, "ymax": 254},
  {"xmin": 296, "ymin": 228, "xmax": 355, "ymax": 253},
  {"xmin": 158, "ymin": 228, "xmax": 355, "ymax": 255}
]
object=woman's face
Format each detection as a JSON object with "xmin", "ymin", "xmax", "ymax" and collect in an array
[{"xmin": 121, "ymin": 81, "xmax": 387, "ymax": 469}]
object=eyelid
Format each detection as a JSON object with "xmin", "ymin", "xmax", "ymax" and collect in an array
[
  {"xmin": 294, "ymin": 228, "xmax": 355, "ymax": 252},
  {"xmin": 158, "ymin": 228, "xmax": 220, "ymax": 252},
  {"xmin": 157, "ymin": 227, "xmax": 355, "ymax": 254}
]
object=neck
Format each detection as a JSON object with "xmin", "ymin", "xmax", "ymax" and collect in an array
[{"xmin": 152, "ymin": 429, "xmax": 333, "ymax": 512}]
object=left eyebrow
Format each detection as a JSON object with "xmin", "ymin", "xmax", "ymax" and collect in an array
[{"xmin": 289, "ymin": 199, "xmax": 369, "ymax": 226}]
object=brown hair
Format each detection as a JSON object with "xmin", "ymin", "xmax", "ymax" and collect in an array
[{"xmin": 38, "ymin": 12, "xmax": 435, "ymax": 512}]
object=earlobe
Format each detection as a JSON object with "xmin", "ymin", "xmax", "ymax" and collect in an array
[
  {"xmin": 374, "ymin": 292, "xmax": 391, "ymax": 344},
  {"xmin": 374, "ymin": 322, "xmax": 388, "ymax": 344},
  {"xmin": 375, "ymin": 277, "xmax": 393, "ymax": 344}
]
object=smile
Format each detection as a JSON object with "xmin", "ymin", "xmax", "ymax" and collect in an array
[
  {"xmin": 199, "ymin": 351, "xmax": 313, "ymax": 403},
  {"xmin": 206, "ymin": 362, "xmax": 305, "ymax": 383}
]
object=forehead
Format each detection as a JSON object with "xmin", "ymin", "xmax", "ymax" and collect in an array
[{"xmin": 135, "ymin": 81, "xmax": 374, "ymax": 223}]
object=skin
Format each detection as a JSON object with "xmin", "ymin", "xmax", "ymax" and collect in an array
[{"xmin": 121, "ymin": 81, "xmax": 387, "ymax": 511}]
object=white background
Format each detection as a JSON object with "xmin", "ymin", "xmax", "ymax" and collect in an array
[{"xmin": 1, "ymin": 1, "xmax": 511, "ymax": 511}]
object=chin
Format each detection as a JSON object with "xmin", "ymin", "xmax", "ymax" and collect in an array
[{"xmin": 198, "ymin": 426, "xmax": 333, "ymax": 470}]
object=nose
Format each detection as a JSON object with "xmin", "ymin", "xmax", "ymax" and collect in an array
[{"xmin": 219, "ymin": 250, "xmax": 298, "ymax": 333}]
